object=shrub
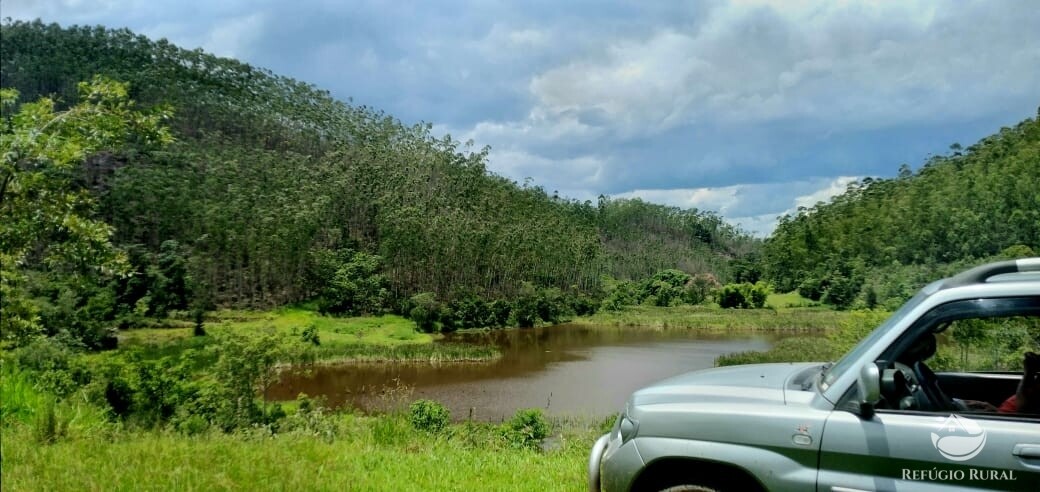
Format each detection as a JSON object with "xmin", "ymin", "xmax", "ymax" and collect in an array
[
  {"xmin": 501, "ymin": 408, "xmax": 550, "ymax": 449},
  {"xmin": 300, "ymin": 323, "xmax": 320, "ymax": 346},
  {"xmin": 409, "ymin": 399, "xmax": 450, "ymax": 433},
  {"xmin": 408, "ymin": 292, "xmax": 441, "ymax": 333},
  {"xmin": 310, "ymin": 248, "xmax": 390, "ymax": 316},
  {"xmin": 819, "ymin": 273, "xmax": 860, "ymax": 310},
  {"xmin": 797, "ymin": 277, "xmax": 827, "ymax": 301},
  {"xmin": 600, "ymin": 278, "xmax": 637, "ymax": 311},
  {"xmin": 488, "ymin": 299, "xmax": 512, "ymax": 327},
  {"xmin": 281, "ymin": 394, "xmax": 338, "ymax": 441},
  {"xmin": 747, "ymin": 282, "xmax": 770, "ymax": 308},
  {"xmin": 566, "ymin": 291, "xmax": 599, "ymax": 316},
  {"xmin": 716, "ymin": 282, "xmax": 771, "ymax": 309},
  {"xmin": 513, "ymin": 283, "xmax": 540, "ymax": 328},
  {"xmin": 207, "ymin": 330, "xmax": 284, "ymax": 430},
  {"xmin": 640, "ymin": 270, "xmax": 691, "ymax": 307},
  {"xmin": 535, "ymin": 287, "xmax": 567, "ymax": 324},
  {"xmin": 999, "ymin": 244, "xmax": 1036, "ymax": 259},
  {"xmin": 8, "ymin": 338, "xmax": 88, "ymax": 397},
  {"xmin": 437, "ymin": 305, "xmax": 460, "ymax": 332},
  {"xmin": 716, "ymin": 284, "xmax": 747, "ymax": 308},
  {"xmin": 450, "ymin": 294, "xmax": 492, "ymax": 329},
  {"xmin": 683, "ymin": 274, "xmax": 718, "ymax": 305},
  {"xmin": 173, "ymin": 413, "xmax": 211, "ymax": 436}
]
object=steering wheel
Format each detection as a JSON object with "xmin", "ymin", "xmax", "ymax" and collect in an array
[
  {"xmin": 910, "ymin": 361, "xmax": 956, "ymax": 412},
  {"xmin": 884, "ymin": 362, "xmax": 921, "ymax": 410}
]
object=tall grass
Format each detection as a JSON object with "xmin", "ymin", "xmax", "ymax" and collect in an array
[
  {"xmin": 714, "ymin": 310, "xmax": 892, "ymax": 366},
  {"xmin": 1, "ymin": 411, "xmax": 603, "ymax": 491},
  {"xmin": 0, "ymin": 367, "xmax": 49, "ymax": 426},
  {"xmin": 576, "ymin": 304, "xmax": 850, "ymax": 331},
  {"xmin": 715, "ymin": 337, "xmax": 839, "ymax": 366},
  {"xmin": 0, "ymin": 366, "xmax": 111, "ymax": 445},
  {"xmin": 305, "ymin": 342, "xmax": 500, "ymax": 363}
]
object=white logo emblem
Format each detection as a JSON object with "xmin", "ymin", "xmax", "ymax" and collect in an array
[{"xmin": 930, "ymin": 414, "xmax": 986, "ymax": 462}]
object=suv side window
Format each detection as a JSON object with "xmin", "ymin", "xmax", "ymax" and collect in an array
[
  {"xmin": 935, "ymin": 316, "xmax": 1039, "ymax": 373},
  {"xmin": 875, "ymin": 298, "xmax": 1040, "ymax": 420}
]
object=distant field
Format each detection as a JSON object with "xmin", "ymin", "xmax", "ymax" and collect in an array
[
  {"xmin": 766, "ymin": 291, "xmax": 820, "ymax": 308},
  {"xmin": 115, "ymin": 308, "xmax": 498, "ymax": 364},
  {"xmin": 574, "ymin": 302, "xmax": 847, "ymax": 332}
]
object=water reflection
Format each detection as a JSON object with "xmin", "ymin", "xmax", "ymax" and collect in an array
[{"xmin": 269, "ymin": 324, "xmax": 801, "ymax": 420}]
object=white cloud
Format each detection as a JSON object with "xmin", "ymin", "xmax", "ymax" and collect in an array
[
  {"xmin": 475, "ymin": 24, "xmax": 551, "ymax": 52},
  {"xmin": 793, "ymin": 176, "xmax": 859, "ymax": 209},
  {"xmin": 526, "ymin": 0, "xmax": 1040, "ymax": 135},
  {"xmin": 485, "ymin": 149, "xmax": 608, "ymax": 191},
  {"xmin": 198, "ymin": 12, "xmax": 267, "ymax": 59},
  {"xmin": 729, "ymin": 212, "xmax": 788, "ymax": 238},
  {"xmin": 613, "ymin": 185, "xmax": 742, "ymax": 214},
  {"xmin": 614, "ymin": 175, "xmax": 862, "ymax": 236},
  {"xmin": 458, "ymin": 107, "xmax": 606, "ymax": 150}
]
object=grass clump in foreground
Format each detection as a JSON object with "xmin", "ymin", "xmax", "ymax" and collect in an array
[
  {"xmin": 1, "ymin": 371, "xmax": 606, "ymax": 492},
  {"xmin": 1, "ymin": 417, "xmax": 601, "ymax": 491}
]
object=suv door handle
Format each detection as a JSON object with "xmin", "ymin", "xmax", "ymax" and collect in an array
[{"xmin": 1013, "ymin": 444, "xmax": 1040, "ymax": 459}]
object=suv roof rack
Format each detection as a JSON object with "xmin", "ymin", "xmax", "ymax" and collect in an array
[{"xmin": 943, "ymin": 257, "xmax": 1040, "ymax": 288}]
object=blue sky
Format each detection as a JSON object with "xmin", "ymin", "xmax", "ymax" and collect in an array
[{"xmin": 6, "ymin": 0, "xmax": 1039, "ymax": 235}]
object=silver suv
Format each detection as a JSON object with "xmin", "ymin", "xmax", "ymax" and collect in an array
[{"xmin": 589, "ymin": 259, "xmax": 1040, "ymax": 492}]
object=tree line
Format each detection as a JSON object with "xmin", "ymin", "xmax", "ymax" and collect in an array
[
  {"xmin": 1, "ymin": 20, "xmax": 755, "ymax": 347},
  {"xmin": 762, "ymin": 111, "xmax": 1040, "ymax": 309}
]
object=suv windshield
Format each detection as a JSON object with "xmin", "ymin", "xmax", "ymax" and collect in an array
[{"xmin": 819, "ymin": 290, "xmax": 930, "ymax": 391}]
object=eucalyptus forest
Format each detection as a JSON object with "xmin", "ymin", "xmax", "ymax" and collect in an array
[
  {"xmin": 2, "ymin": 20, "xmax": 755, "ymax": 349},
  {"xmin": 1, "ymin": 20, "xmax": 1038, "ymax": 491}
]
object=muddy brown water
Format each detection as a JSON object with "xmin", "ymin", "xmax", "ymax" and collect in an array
[{"xmin": 269, "ymin": 324, "xmax": 800, "ymax": 421}]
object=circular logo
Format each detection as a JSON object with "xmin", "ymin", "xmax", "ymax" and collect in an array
[{"xmin": 930, "ymin": 414, "xmax": 987, "ymax": 462}]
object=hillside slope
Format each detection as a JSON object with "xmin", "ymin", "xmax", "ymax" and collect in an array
[
  {"xmin": 1, "ymin": 20, "xmax": 752, "ymax": 313},
  {"xmin": 763, "ymin": 111, "xmax": 1040, "ymax": 307}
]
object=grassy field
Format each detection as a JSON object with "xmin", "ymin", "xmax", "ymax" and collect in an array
[
  {"xmin": 0, "ymin": 400, "xmax": 605, "ymax": 492},
  {"xmin": 115, "ymin": 308, "xmax": 498, "ymax": 364},
  {"xmin": 714, "ymin": 309, "xmax": 892, "ymax": 366},
  {"xmin": 4, "ymin": 302, "xmax": 863, "ymax": 491},
  {"xmin": 574, "ymin": 300, "xmax": 848, "ymax": 332}
]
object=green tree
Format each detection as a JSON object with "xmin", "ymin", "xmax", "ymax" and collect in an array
[
  {"xmin": 408, "ymin": 292, "xmax": 440, "ymax": 333},
  {"xmin": 0, "ymin": 77, "xmax": 171, "ymax": 347}
]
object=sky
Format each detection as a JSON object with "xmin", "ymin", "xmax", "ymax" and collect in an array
[{"xmin": 5, "ymin": 0, "xmax": 1039, "ymax": 236}]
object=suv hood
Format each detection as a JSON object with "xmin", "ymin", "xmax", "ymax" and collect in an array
[{"xmin": 629, "ymin": 362, "xmax": 823, "ymax": 410}]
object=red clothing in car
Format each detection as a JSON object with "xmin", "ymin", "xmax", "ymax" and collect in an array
[{"xmin": 997, "ymin": 395, "xmax": 1019, "ymax": 413}]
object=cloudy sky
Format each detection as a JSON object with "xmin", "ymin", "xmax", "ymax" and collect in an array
[{"xmin": 6, "ymin": 0, "xmax": 1039, "ymax": 235}]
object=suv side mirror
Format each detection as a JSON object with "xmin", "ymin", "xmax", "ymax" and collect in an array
[{"xmin": 856, "ymin": 362, "xmax": 881, "ymax": 419}]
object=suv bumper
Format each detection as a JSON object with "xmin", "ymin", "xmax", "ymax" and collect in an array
[{"xmin": 588, "ymin": 433, "xmax": 610, "ymax": 492}]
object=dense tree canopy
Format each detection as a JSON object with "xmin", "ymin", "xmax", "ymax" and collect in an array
[
  {"xmin": 762, "ymin": 112, "xmax": 1040, "ymax": 308},
  {"xmin": 1, "ymin": 20, "xmax": 754, "ymax": 342},
  {"xmin": 0, "ymin": 77, "xmax": 171, "ymax": 346}
]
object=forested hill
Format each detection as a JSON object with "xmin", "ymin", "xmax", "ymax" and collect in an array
[
  {"xmin": 0, "ymin": 21, "xmax": 751, "ymax": 319},
  {"xmin": 762, "ymin": 111, "xmax": 1040, "ymax": 309}
]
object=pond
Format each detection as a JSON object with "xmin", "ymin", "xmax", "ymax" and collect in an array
[{"xmin": 269, "ymin": 324, "xmax": 802, "ymax": 421}]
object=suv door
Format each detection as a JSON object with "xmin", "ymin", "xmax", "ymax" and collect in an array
[
  {"xmin": 818, "ymin": 409, "xmax": 1039, "ymax": 491},
  {"xmin": 817, "ymin": 298, "xmax": 1040, "ymax": 491}
]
